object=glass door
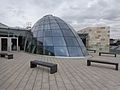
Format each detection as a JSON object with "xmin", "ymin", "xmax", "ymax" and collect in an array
[
  {"xmin": 1, "ymin": 38, "xmax": 8, "ymax": 51},
  {"xmin": 11, "ymin": 38, "xmax": 17, "ymax": 51}
]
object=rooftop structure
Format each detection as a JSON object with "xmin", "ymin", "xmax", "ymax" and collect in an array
[
  {"xmin": 0, "ymin": 23, "xmax": 8, "ymax": 28},
  {"xmin": 0, "ymin": 24, "xmax": 32, "ymax": 52},
  {"xmin": 31, "ymin": 15, "xmax": 88, "ymax": 57}
]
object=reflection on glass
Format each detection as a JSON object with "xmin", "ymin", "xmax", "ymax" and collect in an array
[
  {"xmin": 37, "ymin": 46, "xmax": 43, "ymax": 54},
  {"xmin": 33, "ymin": 31, "xmax": 38, "ymax": 37},
  {"xmin": 59, "ymin": 23, "xmax": 69, "ymax": 29},
  {"xmin": 44, "ymin": 46, "xmax": 54, "ymax": 56},
  {"xmin": 65, "ymin": 37, "xmax": 79, "ymax": 46},
  {"xmin": 52, "ymin": 30, "xmax": 63, "ymax": 36},
  {"xmin": 37, "ymin": 30, "xmax": 43, "ymax": 37},
  {"xmin": 44, "ymin": 24, "xmax": 51, "ymax": 29},
  {"xmin": 44, "ymin": 30, "xmax": 52, "ymax": 37},
  {"xmin": 31, "ymin": 15, "xmax": 88, "ymax": 57},
  {"xmin": 54, "ymin": 47, "xmax": 69, "ymax": 56},
  {"xmin": 62, "ymin": 29, "xmax": 74, "ymax": 36},
  {"xmin": 50, "ymin": 23, "xmax": 60, "ymax": 29},
  {"xmin": 68, "ymin": 47, "xmax": 83, "ymax": 57},
  {"xmin": 44, "ymin": 37, "xmax": 53, "ymax": 46},
  {"xmin": 80, "ymin": 46, "xmax": 89, "ymax": 56},
  {"xmin": 37, "ymin": 38, "xmax": 43, "ymax": 46},
  {"xmin": 53, "ymin": 37, "xmax": 66, "ymax": 46}
]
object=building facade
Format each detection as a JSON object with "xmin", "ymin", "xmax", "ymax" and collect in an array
[
  {"xmin": 78, "ymin": 26, "xmax": 110, "ymax": 52},
  {"xmin": 0, "ymin": 15, "xmax": 88, "ymax": 57},
  {"xmin": 0, "ymin": 23, "xmax": 32, "ymax": 52}
]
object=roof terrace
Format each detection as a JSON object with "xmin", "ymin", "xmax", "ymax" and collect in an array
[{"xmin": 0, "ymin": 52, "xmax": 120, "ymax": 90}]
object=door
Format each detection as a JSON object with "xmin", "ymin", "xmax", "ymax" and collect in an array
[
  {"xmin": 11, "ymin": 38, "xmax": 17, "ymax": 51},
  {"xmin": 1, "ymin": 38, "xmax": 8, "ymax": 51}
]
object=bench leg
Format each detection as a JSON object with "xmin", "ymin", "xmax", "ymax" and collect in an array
[
  {"xmin": 115, "ymin": 54, "xmax": 116, "ymax": 57},
  {"xmin": 50, "ymin": 65, "xmax": 57, "ymax": 74},
  {"xmin": 99, "ymin": 53, "xmax": 101, "ymax": 56},
  {"xmin": 116, "ymin": 64, "xmax": 118, "ymax": 70},
  {"xmin": 1, "ymin": 55, "xmax": 5, "ymax": 57},
  {"xmin": 94, "ymin": 50, "xmax": 96, "ymax": 53},
  {"xmin": 30, "ymin": 62, "xmax": 37, "ymax": 68},
  {"xmin": 8, "ymin": 55, "xmax": 13, "ymax": 59},
  {"xmin": 87, "ymin": 61, "xmax": 91, "ymax": 66}
]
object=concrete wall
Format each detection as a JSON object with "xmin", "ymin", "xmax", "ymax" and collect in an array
[{"xmin": 78, "ymin": 26, "xmax": 110, "ymax": 52}]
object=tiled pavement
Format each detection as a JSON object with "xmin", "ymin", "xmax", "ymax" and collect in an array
[{"xmin": 0, "ymin": 52, "xmax": 120, "ymax": 90}]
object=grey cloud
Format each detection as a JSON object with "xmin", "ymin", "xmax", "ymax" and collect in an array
[
  {"xmin": 31, "ymin": 0, "xmax": 63, "ymax": 8},
  {"xmin": 0, "ymin": 0, "xmax": 120, "ymax": 38}
]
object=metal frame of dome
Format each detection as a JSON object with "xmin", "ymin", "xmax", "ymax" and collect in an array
[{"xmin": 31, "ymin": 15, "xmax": 88, "ymax": 57}]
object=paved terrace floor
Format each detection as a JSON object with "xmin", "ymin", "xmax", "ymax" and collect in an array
[{"xmin": 0, "ymin": 52, "xmax": 120, "ymax": 90}]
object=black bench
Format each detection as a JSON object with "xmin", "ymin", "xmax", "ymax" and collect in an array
[
  {"xmin": 99, "ymin": 52, "xmax": 116, "ymax": 57},
  {"xmin": 87, "ymin": 59, "xmax": 119, "ymax": 70},
  {"xmin": 87, "ymin": 49, "xmax": 96, "ymax": 53},
  {"xmin": 0, "ymin": 53, "xmax": 13, "ymax": 59},
  {"xmin": 30, "ymin": 60, "xmax": 57, "ymax": 74}
]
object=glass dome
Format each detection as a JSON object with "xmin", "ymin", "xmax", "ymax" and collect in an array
[{"xmin": 31, "ymin": 15, "xmax": 88, "ymax": 57}]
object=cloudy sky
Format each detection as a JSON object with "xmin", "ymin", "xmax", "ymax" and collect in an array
[{"xmin": 0, "ymin": 0, "xmax": 120, "ymax": 39}]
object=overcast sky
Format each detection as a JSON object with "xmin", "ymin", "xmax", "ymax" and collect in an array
[{"xmin": 0, "ymin": 0, "xmax": 120, "ymax": 39}]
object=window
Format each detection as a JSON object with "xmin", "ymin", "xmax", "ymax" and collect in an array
[
  {"xmin": 80, "ymin": 46, "xmax": 88, "ymax": 56},
  {"xmin": 38, "ymin": 25, "xmax": 44, "ymax": 30},
  {"xmin": 54, "ymin": 47, "xmax": 69, "ymax": 56},
  {"xmin": 44, "ymin": 46, "xmax": 54, "ymax": 55},
  {"xmin": 55, "ymin": 18, "xmax": 64, "ymax": 23},
  {"xmin": 36, "ymin": 46, "xmax": 43, "ymax": 54},
  {"xmin": 52, "ymin": 30, "xmax": 63, "ymax": 36},
  {"xmin": 68, "ymin": 47, "xmax": 83, "ymax": 56},
  {"xmin": 37, "ymin": 38, "xmax": 43, "ymax": 46},
  {"xmin": 59, "ymin": 23, "xmax": 69, "ymax": 29},
  {"xmin": 50, "ymin": 19, "xmax": 56, "ymax": 23},
  {"xmin": 44, "ymin": 30, "xmax": 52, "ymax": 37},
  {"xmin": 44, "ymin": 19, "xmax": 49, "ymax": 24},
  {"xmin": 62, "ymin": 29, "xmax": 74, "ymax": 36},
  {"xmin": 44, "ymin": 24, "xmax": 50, "ymax": 29},
  {"xmin": 33, "ymin": 31, "xmax": 38, "ymax": 37},
  {"xmin": 44, "ymin": 37, "xmax": 53, "ymax": 46},
  {"xmin": 37, "ymin": 30, "xmax": 43, "ymax": 37},
  {"xmin": 76, "ymin": 37, "xmax": 85, "ymax": 46},
  {"xmin": 50, "ymin": 23, "xmax": 60, "ymax": 29},
  {"xmin": 53, "ymin": 37, "xmax": 66, "ymax": 46},
  {"xmin": 64, "ymin": 37, "xmax": 79, "ymax": 46}
]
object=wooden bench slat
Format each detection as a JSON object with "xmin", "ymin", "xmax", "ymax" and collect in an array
[
  {"xmin": 87, "ymin": 59, "xmax": 119, "ymax": 70},
  {"xmin": 0, "ymin": 52, "xmax": 13, "ymax": 59},
  {"xmin": 33, "ymin": 60, "xmax": 56, "ymax": 67},
  {"xmin": 99, "ymin": 52, "xmax": 116, "ymax": 57},
  {"xmin": 88, "ymin": 60, "xmax": 118, "ymax": 65},
  {"xmin": 30, "ymin": 60, "xmax": 57, "ymax": 74}
]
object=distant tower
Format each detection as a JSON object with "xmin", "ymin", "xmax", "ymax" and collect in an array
[{"xmin": 25, "ymin": 22, "xmax": 32, "ymax": 29}]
